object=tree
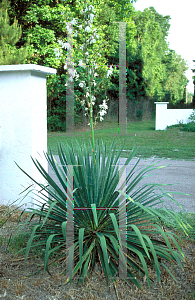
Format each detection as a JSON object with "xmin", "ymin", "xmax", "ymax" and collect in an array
[
  {"xmin": 4, "ymin": 0, "xmax": 137, "ymax": 130},
  {"xmin": 132, "ymin": 7, "xmax": 189, "ymax": 104},
  {"xmin": 163, "ymin": 50, "xmax": 189, "ymax": 104},
  {"xmin": 191, "ymin": 60, "xmax": 195, "ymax": 106},
  {"xmin": 132, "ymin": 7, "xmax": 169, "ymax": 100},
  {"xmin": 0, "ymin": 0, "xmax": 33, "ymax": 65}
]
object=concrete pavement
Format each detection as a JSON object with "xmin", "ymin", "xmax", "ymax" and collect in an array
[{"xmin": 48, "ymin": 155, "xmax": 195, "ymax": 213}]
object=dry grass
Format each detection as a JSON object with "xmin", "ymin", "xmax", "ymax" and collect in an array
[{"xmin": 0, "ymin": 205, "xmax": 195, "ymax": 300}]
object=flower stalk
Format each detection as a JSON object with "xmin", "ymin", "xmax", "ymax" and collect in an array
[
  {"xmin": 83, "ymin": 0, "xmax": 96, "ymax": 163},
  {"xmin": 87, "ymin": 65, "xmax": 96, "ymax": 163},
  {"xmin": 55, "ymin": 1, "xmax": 113, "ymax": 164}
]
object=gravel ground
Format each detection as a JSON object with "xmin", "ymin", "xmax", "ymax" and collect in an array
[{"xmin": 0, "ymin": 205, "xmax": 195, "ymax": 300}]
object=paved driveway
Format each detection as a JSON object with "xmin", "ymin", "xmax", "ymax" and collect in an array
[{"xmin": 48, "ymin": 155, "xmax": 195, "ymax": 213}]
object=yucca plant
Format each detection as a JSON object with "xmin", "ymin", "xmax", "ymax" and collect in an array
[{"xmin": 10, "ymin": 138, "xmax": 191, "ymax": 289}]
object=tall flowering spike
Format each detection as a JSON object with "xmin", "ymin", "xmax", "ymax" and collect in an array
[{"xmin": 57, "ymin": 1, "xmax": 113, "ymax": 160}]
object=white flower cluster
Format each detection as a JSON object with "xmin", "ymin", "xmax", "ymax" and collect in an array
[
  {"xmin": 99, "ymin": 99, "xmax": 109, "ymax": 121},
  {"xmin": 54, "ymin": 3, "xmax": 113, "ymax": 125}
]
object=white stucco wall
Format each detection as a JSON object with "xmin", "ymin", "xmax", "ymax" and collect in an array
[
  {"xmin": 167, "ymin": 109, "xmax": 194, "ymax": 127},
  {"xmin": 0, "ymin": 64, "xmax": 56, "ymax": 209},
  {"xmin": 155, "ymin": 102, "xmax": 194, "ymax": 130},
  {"xmin": 154, "ymin": 102, "xmax": 169, "ymax": 130}
]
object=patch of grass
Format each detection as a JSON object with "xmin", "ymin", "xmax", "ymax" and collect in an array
[
  {"xmin": 0, "ymin": 236, "xmax": 3, "ymax": 246},
  {"xmin": 190, "ymin": 291, "xmax": 195, "ymax": 299},
  {"xmin": 48, "ymin": 119, "xmax": 195, "ymax": 160},
  {"xmin": 6, "ymin": 233, "xmax": 31, "ymax": 255},
  {"xmin": 154, "ymin": 209, "xmax": 195, "ymax": 241},
  {"xmin": 167, "ymin": 122, "xmax": 195, "ymax": 132}
]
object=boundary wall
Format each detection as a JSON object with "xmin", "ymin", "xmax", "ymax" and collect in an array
[{"xmin": 155, "ymin": 102, "xmax": 193, "ymax": 130}]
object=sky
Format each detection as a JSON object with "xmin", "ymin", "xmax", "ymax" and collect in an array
[{"xmin": 133, "ymin": 0, "xmax": 195, "ymax": 94}]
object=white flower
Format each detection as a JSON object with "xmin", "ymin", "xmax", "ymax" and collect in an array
[
  {"xmin": 63, "ymin": 42, "xmax": 71, "ymax": 50},
  {"xmin": 85, "ymin": 51, "xmax": 89, "ymax": 56},
  {"xmin": 66, "ymin": 25, "xmax": 73, "ymax": 34},
  {"xmin": 85, "ymin": 107, "xmax": 88, "ymax": 111},
  {"xmin": 70, "ymin": 18, "xmax": 77, "ymax": 25},
  {"xmin": 68, "ymin": 68, "xmax": 76, "ymax": 78},
  {"xmin": 107, "ymin": 65, "xmax": 114, "ymax": 78},
  {"xmin": 92, "ymin": 101, "xmax": 95, "ymax": 105},
  {"xmin": 94, "ymin": 64, "xmax": 98, "ymax": 69},
  {"xmin": 100, "ymin": 116, "xmax": 104, "ymax": 122},
  {"xmin": 78, "ymin": 25, "xmax": 82, "ymax": 29},
  {"xmin": 89, "ymin": 38, "xmax": 96, "ymax": 44},
  {"xmin": 58, "ymin": 40, "xmax": 65, "ymax": 48},
  {"xmin": 93, "ymin": 81, "xmax": 97, "ymax": 87},
  {"xmin": 79, "ymin": 82, "xmax": 84, "ymax": 88},
  {"xmin": 86, "ymin": 92, "xmax": 90, "ymax": 98},
  {"xmin": 91, "ymin": 96, "xmax": 96, "ymax": 101},
  {"xmin": 68, "ymin": 76, "xmax": 74, "ymax": 82},
  {"xmin": 94, "ymin": 73, "xmax": 98, "ymax": 77},
  {"xmin": 99, "ymin": 102, "xmax": 108, "ymax": 110},
  {"xmin": 88, "ymin": 13, "xmax": 95, "ymax": 22},
  {"xmin": 54, "ymin": 48, "xmax": 61, "ymax": 59},
  {"xmin": 107, "ymin": 70, "xmax": 113, "ymax": 78},
  {"xmin": 80, "ymin": 100, "xmax": 85, "ymax": 106},
  {"xmin": 88, "ymin": 5, "xmax": 95, "ymax": 11},
  {"xmin": 75, "ymin": 74, "xmax": 79, "ymax": 81},
  {"xmin": 100, "ymin": 110, "xmax": 107, "ymax": 116},
  {"xmin": 78, "ymin": 59, "xmax": 86, "ymax": 68},
  {"xmin": 85, "ymin": 26, "xmax": 91, "ymax": 32},
  {"xmin": 74, "ymin": 32, "xmax": 78, "ymax": 37}
]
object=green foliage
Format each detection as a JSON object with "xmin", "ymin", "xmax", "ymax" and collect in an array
[
  {"xmin": 3, "ymin": 0, "xmax": 190, "ymax": 124},
  {"xmin": 3, "ymin": 0, "xmax": 139, "ymax": 129},
  {"xmin": 12, "ymin": 140, "xmax": 191, "ymax": 288},
  {"xmin": 136, "ymin": 109, "xmax": 143, "ymax": 120},
  {"xmin": 188, "ymin": 109, "xmax": 195, "ymax": 124},
  {"xmin": 0, "ymin": 0, "xmax": 33, "ymax": 65},
  {"xmin": 132, "ymin": 7, "xmax": 189, "ymax": 104},
  {"xmin": 155, "ymin": 210, "xmax": 195, "ymax": 242},
  {"xmin": 181, "ymin": 123, "xmax": 195, "ymax": 132},
  {"xmin": 163, "ymin": 50, "xmax": 189, "ymax": 105},
  {"xmin": 6, "ymin": 233, "xmax": 31, "ymax": 255}
]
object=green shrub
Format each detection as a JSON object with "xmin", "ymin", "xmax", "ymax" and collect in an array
[
  {"xmin": 166, "ymin": 123, "xmax": 183, "ymax": 130},
  {"xmin": 188, "ymin": 109, "xmax": 195, "ymax": 124},
  {"xmin": 47, "ymin": 115, "xmax": 66, "ymax": 132},
  {"xmin": 181, "ymin": 122, "xmax": 195, "ymax": 132},
  {"xmin": 180, "ymin": 109, "xmax": 195, "ymax": 131},
  {"xmin": 136, "ymin": 109, "xmax": 143, "ymax": 121}
]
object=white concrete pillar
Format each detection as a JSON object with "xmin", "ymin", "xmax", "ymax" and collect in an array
[
  {"xmin": 0, "ymin": 64, "xmax": 56, "ymax": 209},
  {"xmin": 154, "ymin": 102, "xmax": 169, "ymax": 130}
]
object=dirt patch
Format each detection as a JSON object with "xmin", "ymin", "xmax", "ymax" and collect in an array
[{"xmin": 0, "ymin": 205, "xmax": 195, "ymax": 299}]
